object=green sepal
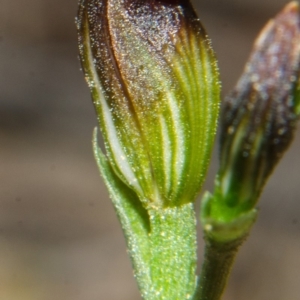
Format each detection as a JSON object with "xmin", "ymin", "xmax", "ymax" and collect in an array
[
  {"xmin": 92, "ymin": 128, "xmax": 152, "ymax": 298},
  {"xmin": 201, "ymin": 192, "xmax": 258, "ymax": 244}
]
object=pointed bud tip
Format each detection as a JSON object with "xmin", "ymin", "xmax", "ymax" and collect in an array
[
  {"xmin": 283, "ymin": 1, "xmax": 299, "ymax": 13},
  {"xmin": 254, "ymin": 1, "xmax": 300, "ymax": 53}
]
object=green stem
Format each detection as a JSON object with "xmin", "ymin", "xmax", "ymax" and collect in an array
[
  {"xmin": 148, "ymin": 203, "xmax": 197, "ymax": 300},
  {"xmin": 195, "ymin": 192, "xmax": 258, "ymax": 300},
  {"xmin": 194, "ymin": 237, "xmax": 243, "ymax": 300}
]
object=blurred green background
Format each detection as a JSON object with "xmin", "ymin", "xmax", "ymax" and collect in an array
[{"xmin": 0, "ymin": 0, "xmax": 299, "ymax": 299}]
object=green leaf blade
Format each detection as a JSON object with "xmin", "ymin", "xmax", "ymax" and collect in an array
[{"xmin": 93, "ymin": 128, "xmax": 152, "ymax": 298}]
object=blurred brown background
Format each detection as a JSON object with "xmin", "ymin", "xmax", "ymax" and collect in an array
[{"xmin": 0, "ymin": 0, "xmax": 299, "ymax": 299}]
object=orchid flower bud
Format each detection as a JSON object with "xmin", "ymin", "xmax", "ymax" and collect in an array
[
  {"xmin": 77, "ymin": 0, "xmax": 220, "ymax": 208},
  {"xmin": 206, "ymin": 2, "xmax": 300, "ymax": 223}
]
